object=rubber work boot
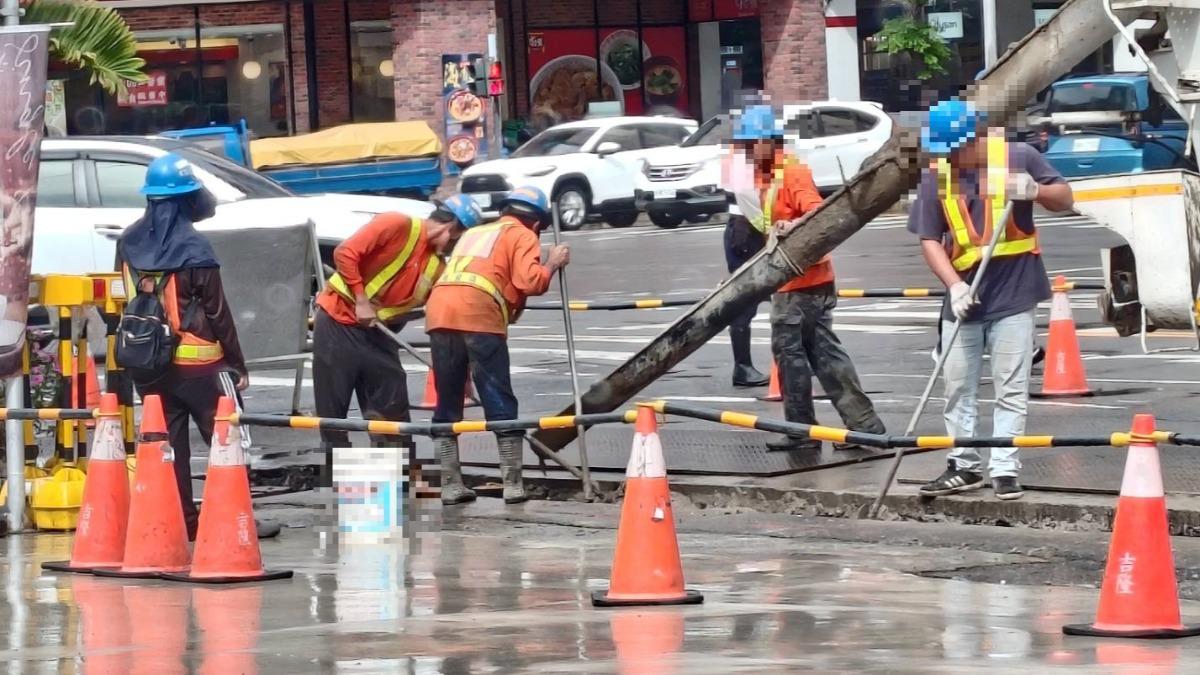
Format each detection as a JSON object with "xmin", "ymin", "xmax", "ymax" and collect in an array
[
  {"xmin": 496, "ymin": 435, "xmax": 528, "ymax": 504},
  {"xmin": 730, "ymin": 325, "xmax": 769, "ymax": 387},
  {"xmin": 765, "ymin": 434, "xmax": 822, "ymax": 452},
  {"xmin": 435, "ymin": 436, "xmax": 476, "ymax": 505}
]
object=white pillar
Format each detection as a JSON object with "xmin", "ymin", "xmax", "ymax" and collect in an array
[
  {"xmin": 982, "ymin": 0, "xmax": 998, "ymax": 67},
  {"xmin": 824, "ymin": 0, "xmax": 860, "ymax": 101}
]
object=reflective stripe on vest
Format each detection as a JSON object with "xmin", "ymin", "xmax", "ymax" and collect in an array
[
  {"xmin": 750, "ymin": 162, "xmax": 788, "ymax": 234},
  {"xmin": 936, "ymin": 135, "xmax": 1039, "ymax": 272},
  {"xmin": 327, "ymin": 218, "xmax": 431, "ymax": 319},
  {"xmin": 435, "ymin": 222, "xmax": 512, "ymax": 324}
]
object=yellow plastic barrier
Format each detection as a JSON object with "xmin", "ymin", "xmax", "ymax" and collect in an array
[{"xmin": 30, "ymin": 467, "xmax": 87, "ymax": 530}]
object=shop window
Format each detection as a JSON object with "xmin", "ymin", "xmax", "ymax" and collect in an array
[
  {"xmin": 640, "ymin": 124, "xmax": 691, "ymax": 148},
  {"xmin": 94, "ymin": 161, "xmax": 150, "ymax": 209},
  {"xmin": 200, "ymin": 4, "xmax": 291, "ymax": 138},
  {"xmin": 37, "ymin": 161, "xmax": 78, "ymax": 208},
  {"xmin": 818, "ymin": 108, "xmax": 878, "ymax": 136},
  {"xmin": 350, "ymin": 20, "xmax": 396, "ymax": 122},
  {"xmin": 598, "ymin": 126, "xmax": 642, "ymax": 152}
]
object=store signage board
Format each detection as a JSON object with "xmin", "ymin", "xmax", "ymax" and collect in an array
[
  {"xmin": 1034, "ymin": 9, "xmax": 1056, "ymax": 27},
  {"xmin": 118, "ymin": 70, "xmax": 168, "ymax": 108},
  {"xmin": 928, "ymin": 12, "xmax": 964, "ymax": 40}
]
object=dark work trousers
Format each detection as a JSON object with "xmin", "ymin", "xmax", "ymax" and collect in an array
[
  {"xmin": 724, "ymin": 215, "xmax": 765, "ymax": 344},
  {"xmin": 312, "ymin": 309, "xmax": 412, "ymax": 484},
  {"xmin": 136, "ymin": 368, "xmax": 241, "ymax": 541},
  {"xmin": 770, "ymin": 283, "xmax": 885, "ymax": 434},
  {"xmin": 428, "ymin": 329, "xmax": 521, "ymax": 438}
]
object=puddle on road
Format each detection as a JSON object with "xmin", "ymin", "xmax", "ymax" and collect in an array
[{"xmin": 917, "ymin": 560, "xmax": 1200, "ymax": 600}]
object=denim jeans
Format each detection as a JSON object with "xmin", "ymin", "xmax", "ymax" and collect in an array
[
  {"xmin": 429, "ymin": 329, "xmax": 521, "ymax": 437},
  {"xmin": 941, "ymin": 309, "xmax": 1036, "ymax": 478}
]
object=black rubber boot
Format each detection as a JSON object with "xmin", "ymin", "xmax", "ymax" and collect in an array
[
  {"xmin": 765, "ymin": 434, "xmax": 822, "ymax": 452},
  {"xmin": 730, "ymin": 325, "xmax": 769, "ymax": 387}
]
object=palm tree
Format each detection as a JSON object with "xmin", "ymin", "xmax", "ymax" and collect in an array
[{"xmin": 20, "ymin": 0, "xmax": 145, "ymax": 93}]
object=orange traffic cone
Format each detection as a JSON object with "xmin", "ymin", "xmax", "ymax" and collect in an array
[
  {"xmin": 193, "ymin": 585, "xmax": 264, "ymax": 675},
  {"xmin": 611, "ymin": 610, "xmax": 685, "ymax": 675},
  {"xmin": 73, "ymin": 575, "xmax": 133, "ymax": 675},
  {"xmin": 592, "ymin": 405, "xmax": 703, "ymax": 607},
  {"xmin": 163, "ymin": 397, "xmax": 292, "ymax": 584},
  {"xmin": 93, "ymin": 394, "xmax": 190, "ymax": 579},
  {"xmin": 1063, "ymin": 414, "xmax": 1200, "ymax": 638},
  {"xmin": 417, "ymin": 368, "xmax": 479, "ymax": 409},
  {"xmin": 42, "ymin": 393, "xmax": 131, "ymax": 573},
  {"xmin": 125, "ymin": 585, "xmax": 190, "ymax": 675},
  {"xmin": 1040, "ymin": 275, "xmax": 1092, "ymax": 397},
  {"xmin": 759, "ymin": 361, "xmax": 783, "ymax": 402}
]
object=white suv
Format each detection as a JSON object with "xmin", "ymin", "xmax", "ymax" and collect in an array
[
  {"xmin": 459, "ymin": 116, "xmax": 697, "ymax": 230},
  {"xmin": 635, "ymin": 102, "xmax": 893, "ymax": 228},
  {"xmin": 32, "ymin": 136, "xmax": 433, "ymax": 276}
]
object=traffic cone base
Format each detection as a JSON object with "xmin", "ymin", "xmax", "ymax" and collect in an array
[
  {"xmin": 759, "ymin": 361, "xmax": 782, "ymax": 402},
  {"xmin": 163, "ymin": 398, "xmax": 293, "ymax": 584},
  {"xmin": 43, "ymin": 393, "xmax": 131, "ymax": 574},
  {"xmin": 593, "ymin": 407, "xmax": 703, "ymax": 608},
  {"xmin": 1064, "ymin": 414, "xmax": 1198, "ymax": 639}
]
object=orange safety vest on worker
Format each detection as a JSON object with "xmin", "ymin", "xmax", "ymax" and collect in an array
[
  {"xmin": 120, "ymin": 265, "xmax": 225, "ymax": 368},
  {"xmin": 752, "ymin": 151, "xmax": 833, "ymax": 291},
  {"xmin": 316, "ymin": 213, "xmax": 445, "ymax": 324},
  {"xmin": 935, "ymin": 133, "xmax": 1040, "ymax": 271},
  {"xmin": 424, "ymin": 216, "xmax": 552, "ymax": 336}
]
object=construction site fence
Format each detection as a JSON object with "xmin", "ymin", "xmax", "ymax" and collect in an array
[
  {"xmin": 5, "ymin": 400, "xmax": 1195, "ymax": 452},
  {"xmin": 526, "ymin": 281, "xmax": 1105, "ymax": 311}
]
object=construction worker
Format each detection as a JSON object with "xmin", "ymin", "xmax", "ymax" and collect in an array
[
  {"xmin": 908, "ymin": 99, "xmax": 1073, "ymax": 501},
  {"xmin": 719, "ymin": 108, "xmax": 770, "ymax": 388},
  {"xmin": 312, "ymin": 195, "xmax": 483, "ymax": 471},
  {"xmin": 738, "ymin": 106, "xmax": 886, "ymax": 452},
  {"xmin": 423, "ymin": 186, "xmax": 570, "ymax": 505},
  {"xmin": 115, "ymin": 153, "xmax": 275, "ymax": 540}
]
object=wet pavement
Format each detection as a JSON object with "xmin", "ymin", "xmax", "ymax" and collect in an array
[{"xmin": 3, "ymin": 498, "xmax": 1199, "ymax": 673}]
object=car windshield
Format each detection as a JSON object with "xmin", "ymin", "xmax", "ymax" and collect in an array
[
  {"xmin": 173, "ymin": 146, "xmax": 293, "ymax": 199},
  {"xmin": 681, "ymin": 117, "xmax": 729, "ymax": 147},
  {"xmin": 1047, "ymin": 82, "xmax": 1139, "ymax": 113},
  {"xmin": 511, "ymin": 127, "xmax": 598, "ymax": 157}
]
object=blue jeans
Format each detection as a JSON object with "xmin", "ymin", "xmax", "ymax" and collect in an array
[
  {"xmin": 429, "ymin": 330, "xmax": 520, "ymax": 437},
  {"xmin": 941, "ymin": 309, "xmax": 1036, "ymax": 478}
]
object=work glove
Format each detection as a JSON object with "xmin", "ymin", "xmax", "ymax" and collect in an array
[
  {"xmin": 949, "ymin": 281, "xmax": 976, "ymax": 321},
  {"xmin": 1005, "ymin": 173, "xmax": 1040, "ymax": 202}
]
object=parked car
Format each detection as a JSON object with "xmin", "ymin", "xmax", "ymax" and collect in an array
[
  {"xmin": 1035, "ymin": 73, "xmax": 1192, "ymax": 177},
  {"xmin": 33, "ymin": 136, "xmax": 434, "ymax": 276},
  {"xmin": 459, "ymin": 116, "xmax": 698, "ymax": 231},
  {"xmin": 634, "ymin": 102, "xmax": 892, "ymax": 228}
]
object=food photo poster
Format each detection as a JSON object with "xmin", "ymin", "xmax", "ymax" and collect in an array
[
  {"xmin": 526, "ymin": 26, "xmax": 689, "ymax": 128},
  {"xmin": 442, "ymin": 52, "xmax": 489, "ymax": 174}
]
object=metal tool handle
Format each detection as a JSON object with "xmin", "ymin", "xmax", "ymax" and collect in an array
[
  {"xmin": 550, "ymin": 207, "xmax": 594, "ymax": 500},
  {"xmin": 867, "ymin": 201, "xmax": 1015, "ymax": 518}
]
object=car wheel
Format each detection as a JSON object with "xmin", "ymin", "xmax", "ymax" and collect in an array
[
  {"xmin": 553, "ymin": 184, "xmax": 590, "ymax": 231},
  {"xmin": 649, "ymin": 211, "xmax": 683, "ymax": 229},
  {"xmin": 606, "ymin": 211, "xmax": 639, "ymax": 228}
]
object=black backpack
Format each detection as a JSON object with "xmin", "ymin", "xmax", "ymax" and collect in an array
[{"xmin": 115, "ymin": 270, "xmax": 178, "ymax": 384}]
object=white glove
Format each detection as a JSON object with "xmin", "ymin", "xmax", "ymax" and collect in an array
[
  {"xmin": 949, "ymin": 281, "xmax": 976, "ymax": 321},
  {"xmin": 1006, "ymin": 173, "xmax": 1040, "ymax": 202}
]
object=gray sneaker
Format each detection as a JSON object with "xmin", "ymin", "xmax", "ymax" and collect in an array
[{"xmin": 992, "ymin": 476, "xmax": 1025, "ymax": 500}]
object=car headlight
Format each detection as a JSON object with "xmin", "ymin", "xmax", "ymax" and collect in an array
[{"xmin": 525, "ymin": 165, "xmax": 557, "ymax": 177}]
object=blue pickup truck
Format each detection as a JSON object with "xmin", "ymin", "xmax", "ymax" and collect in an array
[
  {"xmin": 162, "ymin": 119, "xmax": 444, "ymax": 199},
  {"xmin": 1035, "ymin": 74, "xmax": 1192, "ymax": 177}
]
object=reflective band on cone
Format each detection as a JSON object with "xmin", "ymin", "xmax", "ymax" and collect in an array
[
  {"xmin": 1064, "ymin": 414, "xmax": 1200, "ymax": 638},
  {"xmin": 592, "ymin": 405, "xmax": 703, "ymax": 607},
  {"xmin": 43, "ymin": 393, "xmax": 131, "ymax": 573},
  {"xmin": 162, "ymin": 397, "xmax": 293, "ymax": 584}
]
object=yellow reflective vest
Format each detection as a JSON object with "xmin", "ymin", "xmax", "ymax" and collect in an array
[{"xmin": 326, "ymin": 218, "xmax": 442, "ymax": 322}]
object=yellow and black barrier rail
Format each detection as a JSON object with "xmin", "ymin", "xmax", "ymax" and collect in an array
[
  {"xmin": 6, "ymin": 401, "xmax": 1191, "ymax": 450},
  {"xmin": 528, "ymin": 281, "xmax": 1107, "ymax": 311}
]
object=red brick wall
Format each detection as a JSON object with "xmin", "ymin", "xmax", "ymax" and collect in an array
[
  {"xmin": 760, "ymin": 0, "xmax": 827, "ymax": 102},
  {"xmin": 313, "ymin": 0, "xmax": 352, "ymax": 127},
  {"xmin": 289, "ymin": 1, "xmax": 311, "ymax": 132},
  {"xmin": 390, "ymin": 0, "xmax": 496, "ymax": 134}
]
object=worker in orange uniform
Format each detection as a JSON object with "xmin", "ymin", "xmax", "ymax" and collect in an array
[
  {"xmin": 732, "ymin": 106, "xmax": 886, "ymax": 452},
  {"xmin": 423, "ymin": 186, "xmax": 570, "ymax": 505},
  {"xmin": 312, "ymin": 195, "xmax": 483, "ymax": 482}
]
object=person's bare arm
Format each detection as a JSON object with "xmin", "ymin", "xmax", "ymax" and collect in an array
[
  {"xmin": 1035, "ymin": 182, "xmax": 1073, "ymax": 212},
  {"xmin": 920, "ymin": 239, "xmax": 962, "ymax": 289}
]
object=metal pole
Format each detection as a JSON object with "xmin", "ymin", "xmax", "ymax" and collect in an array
[
  {"xmin": 550, "ymin": 208, "xmax": 593, "ymax": 500},
  {"xmin": 867, "ymin": 201, "xmax": 1015, "ymax": 518},
  {"xmin": 2, "ymin": 0, "xmax": 22, "ymax": 534}
]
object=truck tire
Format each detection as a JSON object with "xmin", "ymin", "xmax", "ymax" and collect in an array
[
  {"xmin": 606, "ymin": 211, "xmax": 639, "ymax": 228},
  {"xmin": 553, "ymin": 183, "xmax": 590, "ymax": 231},
  {"xmin": 649, "ymin": 211, "xmax": 683, "ymax": 229}
]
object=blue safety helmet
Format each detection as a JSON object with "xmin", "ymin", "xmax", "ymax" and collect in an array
[
  {"xmin": 497, "ymin": 186, "xmax": 551, "ymax": 228},
  {"xmin": 732, "ymin": 105, "xmax": 781, "ymax": 142},
  {"xmin": 141, "ymin": 153, "xmax": 202, "ymax": 197},
  {"xmin": 438, "ymin": 194, "xmax": 484, "ymax": 229},
  {"xmin": 922, "ymin": 99, "xmax": 983, "ymax": 155}
]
